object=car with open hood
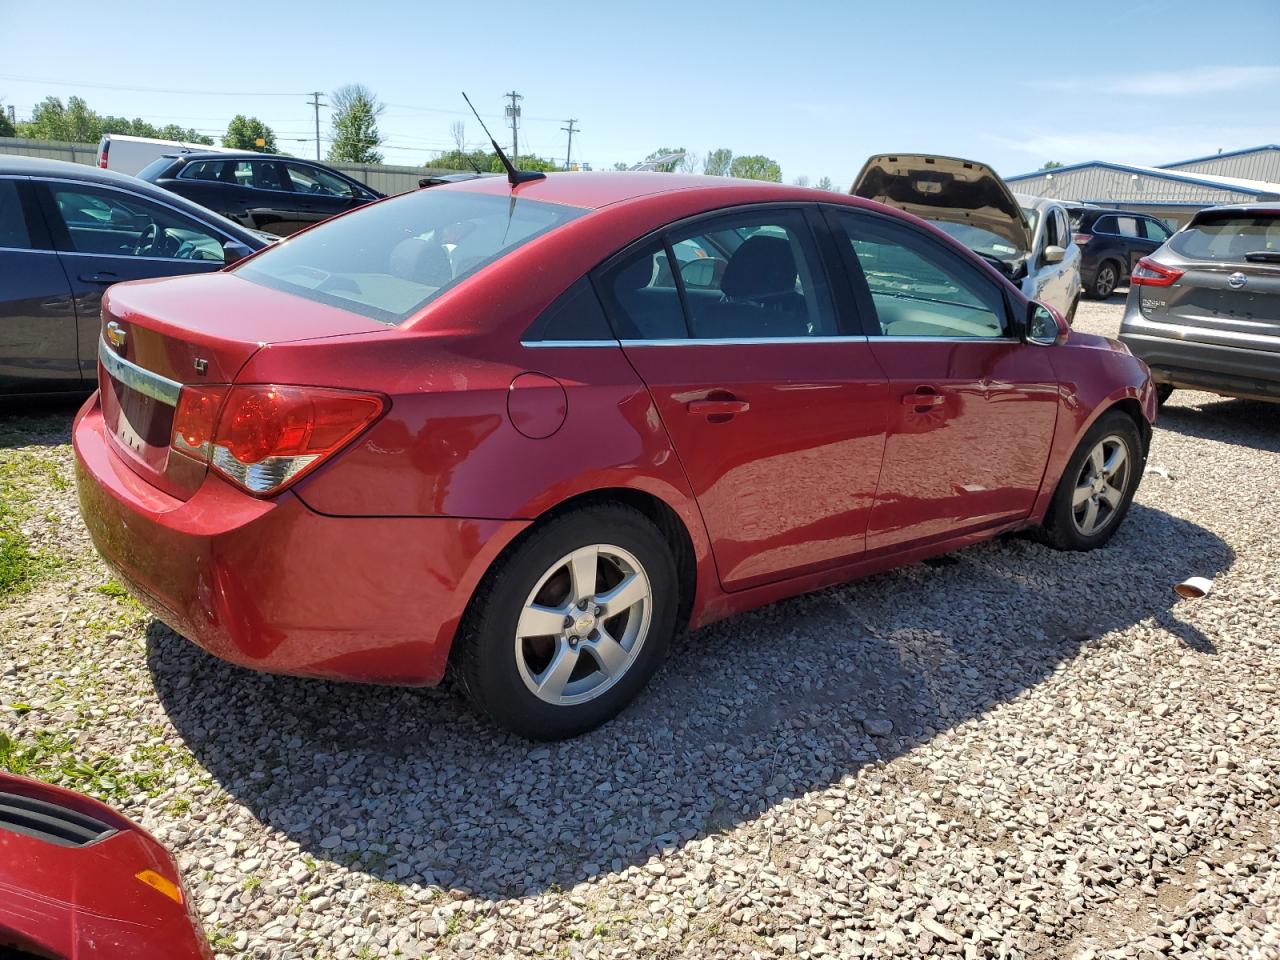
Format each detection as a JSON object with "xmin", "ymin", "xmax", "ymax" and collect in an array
[{"xmin": 852, "ymin": 154, "xmax": 1082, "ymax": 321}]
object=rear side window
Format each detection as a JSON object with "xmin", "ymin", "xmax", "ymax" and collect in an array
[
  {"xmin": 0, "ymin": 180, "xmax": 31, "ymax": 249},
  {"xmin": 595, "ymin": 240, "xmax": 687, "ymax": 340},
  {"xmin": 236, "ymin": 189, "xmax": 586, "ymax": 325},
  {"xmin": 1170, "ymin": 215, "xmax": 1280, "ymax": 262},
  {"xmin": 524, "ymin": 278, "xmax": 614, "ymax": 342},
  {"xmin": 1093, "ymin": 215, "xmax": 1118, "ymax": 235},
  {"xmin": 1115, "ymin": 216, "xmax": 1141, "ymax": 238},
  {"xmin": 179, "ymin": 159, "xmax": 229, "ymax": 182}
]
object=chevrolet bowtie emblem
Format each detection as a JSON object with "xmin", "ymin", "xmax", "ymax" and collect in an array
[{"xmin": 106, "ymin": 321, "xmax": 127, "ymax": 349}]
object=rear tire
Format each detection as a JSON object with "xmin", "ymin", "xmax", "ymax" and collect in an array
[
  {"xmin": 1088, "ymin": 261, "xmax": 1120, "ymax": 299},
  {"xmin": 1037, "ymin": 410, "xmax": 1145, "ymax": 551},
  {"xmin": 451, "ymin": 504, "xmax": 678, "ymax": 740},
  {"xmin": 1156, "ymin": 384, "xmax": 1174, "ymax": 406}
]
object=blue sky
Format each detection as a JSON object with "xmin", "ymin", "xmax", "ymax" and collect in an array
[{"xmin": 2, "ymin": 0, "xmax": 1278, "ymax": 186}]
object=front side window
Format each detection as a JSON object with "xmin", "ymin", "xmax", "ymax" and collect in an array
[
  {"xmin": 47, "ymin": 184, "xmax": 224, "ymax": 262},
  {"xmin": 1142, "ymin": 218, "xmax": 1172, "ymax": 242},
  {"xmin": 285, "ymin": 163, "xmax": 357, "ymax": 198},
  {"xmin": 831, "ymin": 210, "xmax": 1007, "ymax": 338},
  {"xmin": 0, "ymin": 180, "xmax": 31, "ymax": 249},
  {"xmin": 236, "ymin": 189, "xmax": 586, "ymax": 325}
]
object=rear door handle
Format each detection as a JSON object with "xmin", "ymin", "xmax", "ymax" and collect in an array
[
  {"xmin": 902, "ymin": 388, "xmax": 945, "ymax": 407},
  {"xmin": 687, "ymin": 398, "xmax": 750, "ymax": 416},
  {"xmin": 79, "ymin": 272, "xmax": 119, "ymax": 284}
]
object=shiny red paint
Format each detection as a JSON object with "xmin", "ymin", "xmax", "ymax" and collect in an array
[
  {"xmin": 73, "ymin": 173, "xmax": 1154, "ymax": 687},
  {"xmin": 0, "ymin": 774, "xmax": 211, "ymax": 960}
]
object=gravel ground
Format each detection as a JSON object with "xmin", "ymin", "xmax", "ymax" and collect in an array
[{"xmin": 2, "ymin": 297, "xmax": 1278, "ymax": 959}]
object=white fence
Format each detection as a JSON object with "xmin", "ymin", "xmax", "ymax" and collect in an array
[{"xmin": 0, "ymin": 136, "xmax": 463, "ymax": 195}]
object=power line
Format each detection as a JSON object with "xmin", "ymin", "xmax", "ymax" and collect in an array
[
  {"xmin": 0, "ymin": 73, "xmax": 308, "ymax": 97},
  {"xmin": 561, "ymin": 119, "xmax": 579, "ymax": 170}
]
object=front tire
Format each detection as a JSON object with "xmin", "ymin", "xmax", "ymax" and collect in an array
[
  {"xmin": 1038, "ymin": 410, "xmax": 1145, "ymax": 551},
  {"xmin": 452, "ymin": 504, "xmax": 678, "ymax": 740}
]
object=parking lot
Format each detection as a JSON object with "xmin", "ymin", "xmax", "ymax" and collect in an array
[{"xmin": 1, "ymin": 297, "xmax": 1277, "ymax": 959}]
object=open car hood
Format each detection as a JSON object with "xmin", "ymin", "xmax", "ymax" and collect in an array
[{"xmin": 851, "ymin": 154, "xmax": 1033, "ymax": 256}]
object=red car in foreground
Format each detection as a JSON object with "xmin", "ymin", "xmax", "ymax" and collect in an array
[
  {"xmin": 0, "ymin": 774, "xmax": 210, "ymax": 959},
  {"xmin": 74, "ymin": 172, "xmax": 1155, "ymax": 739}
]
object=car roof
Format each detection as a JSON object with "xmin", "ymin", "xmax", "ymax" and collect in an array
[
  {"xmin": 1195, "ymin": 201, "xmax": 1280, "ymax": 216},
  {"xmin": 168, "ymin": 150, "xmax": 309, "ymax": 162},
  {"xmin": 0, "ymin": 155, "xmax": 267, "ymax": 245},
  {"xmin": 443, "ymin": 171, "xmax": 837, "ymax": 211}
]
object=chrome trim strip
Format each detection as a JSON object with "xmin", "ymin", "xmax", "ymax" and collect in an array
[
  {"xmin": 872, "ymin": 336, "xmax": 1018, "ymax": 343},
  {"xmin": 520, "ymin": 340, "xmax": 619, "ymax": 348},
  {"xmin": 98, "ymin": 338, "xmax": 183, "ymax": 406},
  {"xmin": 619, "ymin": 335, "xmax": 871, "ymax": 346},
  {"xmin": 0, "ymin": 246, "xmax": 58, "ymax": 255}
]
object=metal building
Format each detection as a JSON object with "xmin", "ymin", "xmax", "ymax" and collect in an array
[
  {"xmin": 1006, "ymin": 158, "xmax": 1280, "ymax": 227},
  {"xmin": 1161, "ymin": 144, "xmax": 1280, "ymax": 183}
]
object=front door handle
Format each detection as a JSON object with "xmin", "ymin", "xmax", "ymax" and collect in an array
[
  {"xmin": 902, "ymin": 388, "xmax": 945, "ymax": 408},
  {"xmin": 79, "ymin": 272, "xmax": 120, "ymax": 284},
  {"xmin": 687, "ymin": 398, "xmax": 750, "ymax": 416}
]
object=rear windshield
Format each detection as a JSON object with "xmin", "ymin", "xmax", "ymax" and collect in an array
[
  {"xmin": 1171, "ymin": 214, "xmax": 1280, "ymax": 262},
  {"xmin": 235, "ymin": 189, "xmax": 586, "ymax": 325}
]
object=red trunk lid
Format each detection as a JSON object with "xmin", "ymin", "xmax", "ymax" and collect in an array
[{"xmin": 98, "ymin": 273, "xmax": 387, "ymax": 500}]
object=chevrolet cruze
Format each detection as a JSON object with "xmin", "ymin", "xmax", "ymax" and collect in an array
[{"xmin": 74, "ymin": 172, "xmax": 1156, "ymax": 739}]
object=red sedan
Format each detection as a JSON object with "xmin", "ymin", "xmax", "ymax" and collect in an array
[
  {"xmin": 74, "ymin": 173, "xmax": 1155, "ymax": 739},
  {"xmin": 0, "ymin": 774, "xmax": 211, "ymax": 959}
]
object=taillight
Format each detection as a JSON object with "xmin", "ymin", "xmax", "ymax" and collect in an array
[
  {"xmin": 170, "ymin": 384, "xmax": 384, "ymax": 496},
  {"xmin": 1130, "ymin": 258, "xmax": 1184, "ymax": 287},
  {"xmin": 98, "ymin": 141, "xmax": 109, "ymax": 169},
  {"xmin": 1072, "ymin": 232, "xmax": 1091, "ymax": 245}
]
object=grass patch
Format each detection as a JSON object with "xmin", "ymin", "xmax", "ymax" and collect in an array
[
  {"xmin": 0, "ymin": 730, "xmax": 169, "ymax": 804},
  {"xmin": 93, "ymin": 578, "xmax": 131, "ymax": 599},
  {"xmin": 0, "ymin": 452, "xmax": 69, "ymax": 598}
]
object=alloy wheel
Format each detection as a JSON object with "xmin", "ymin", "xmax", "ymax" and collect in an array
[
  {"xmin": 1095, "ymin": 264, "xmax": 1117, "ymax": 298},
  {"xmin": 514, "ymin": 544, "xmax": 653, "ymax": 706},
  {"xmin": 1071, "ymin": 435, "xmax": 1130, "ymax": 537}
]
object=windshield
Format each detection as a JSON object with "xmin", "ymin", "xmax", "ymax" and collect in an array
[
  {"xmin": 138, "ymin": 156, "xmax": 179, "ymax": 180},
  {"xmin": 236, "ymin": 190, "xmax": 586, "ymax": 325},
  {"xmin": 1171, "ymin": 214, "xmax": 1280, "ymax": 262},
  {"xmin": 932, "ymin": 222, "xmax": 1023, "ymax": 260}
]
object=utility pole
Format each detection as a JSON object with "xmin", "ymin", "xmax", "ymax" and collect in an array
[
  {"xmin": 306, "ymin": 91, "xmax": 326, "ymax": 161},
  {"xmin": 504, "ymin": 91, "xmax": 522, "ymax": 164},
  {"xmin": 561, "ymin": 119, "xmax": 578, "ymax": 170}
]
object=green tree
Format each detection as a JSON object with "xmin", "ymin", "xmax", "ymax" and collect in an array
[
  {"xmin": 643, "ymin": 147, "xmax": 686, "ymax": 173},
  {"xmin": 15, "ymin": 96, "xmax": 210, "ymax": 144},
  {"xmin": 428, "ymin": 149, "xmax": 557, "ymax": 174},
  {"xmin": 1041, "ymin": 160, "xmax": 1064, "ymax": 170},
  {"xmin": 612, "ymin": 161, "xmax": 629, "ymax": 171},
  {"xmin": 328, "ymin": 84, "xmax": 384, "ymax": 164},
  {"xmin": 223, "ymin": 115, "xmax": 277, "ymax": 152},
  {"xmin": 816, "ymin": 175, "xmax": 835, "ymax": 191},
  {"xmin": 730, "ymin": 154, "xmax": 782, "ymax": 182},
  {"xmin": 792, "ymin": 175, "xmax": 810, "ymax": 187},
  {"xmin": 0, "ymin": 103, "xmax": 13, "ymax": 138},
  {"xmin": 703, "ymin": 148, "xmax": 732, "ymax": 176}
]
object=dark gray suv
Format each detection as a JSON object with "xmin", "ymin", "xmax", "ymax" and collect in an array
[{"xmin": 1119, "ymin": 203, "xmax": 1279, "ymax": 405}]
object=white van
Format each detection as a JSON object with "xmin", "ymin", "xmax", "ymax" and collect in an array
[{"xmin": 96, "ymin": 134, "xmax": 241, "ymax": 177}]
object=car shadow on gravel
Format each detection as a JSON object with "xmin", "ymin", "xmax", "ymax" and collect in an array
[
  {"xmin": 0, "ymin": 401, "xmax": 80, "ymax": 449},
  {"xmin": 147, "ymin": 502, "xmax": 1231, "ymax": 900},
  {"xmin": 1156, "ymin": 396, "xmax": 1279, "ymax": 453}
]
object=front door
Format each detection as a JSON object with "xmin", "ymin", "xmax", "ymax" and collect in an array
[
  {"xmin": 283, "ymin": 162, "xmax": 362, "ymax": 229},
  {"xmin": 34, "ymin": 180, "xmax": 228, "ymax": 380},
  {"xmin": 594, "ymin": 207, "xmax": 891, "ymax": 591},
  {"xmin": 824, "ymin": 207, "xmax": 1059, "ymax": 553},
  {"xmin": 0, "ymin": 177, "xmax": 81, "ymax": 394}
]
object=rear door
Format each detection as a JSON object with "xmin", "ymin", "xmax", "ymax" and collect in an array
[
  {"xmin": 594, "ymin": 205, "xmax": 891, "ymax": 591},
  {"xmin": 33, "ymin": 179, "xmax": 230, "ymax": 381},
  {"xmin": 823, "ymin": 206, "xmax": 1059, "ymax": 552},
  {"xmin": 243, "ymin": 160, "xmax": 305, "ymax": 236},
  {"xmin": 0, "ymin": 177, "xmax": 81, "ymax": 394}
]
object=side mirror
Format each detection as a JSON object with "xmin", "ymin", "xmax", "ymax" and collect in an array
[
  {"xmin": 222, "ymin": 240, "xmax": 254, "ymax": 267},
  {"xmin": 1043, "ymin": 244, "xmax": 1066, "ymax": 264},
  {"xmin": 1025, "ymin": 301, "xmax": 1069, "ymax": 346}
]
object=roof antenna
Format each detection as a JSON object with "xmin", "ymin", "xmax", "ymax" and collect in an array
[{"xmin": 462, "ymin": 92, "xmax": 545, "ymax": 188}]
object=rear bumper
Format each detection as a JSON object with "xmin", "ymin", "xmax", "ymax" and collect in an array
[
  {"xmin": 73, "ymin": 393, "xmax": 527, "ymax": 685},
  {"xmin": 1118, "ymin": 315, "xmax": 1280, "ymax": 401}
]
